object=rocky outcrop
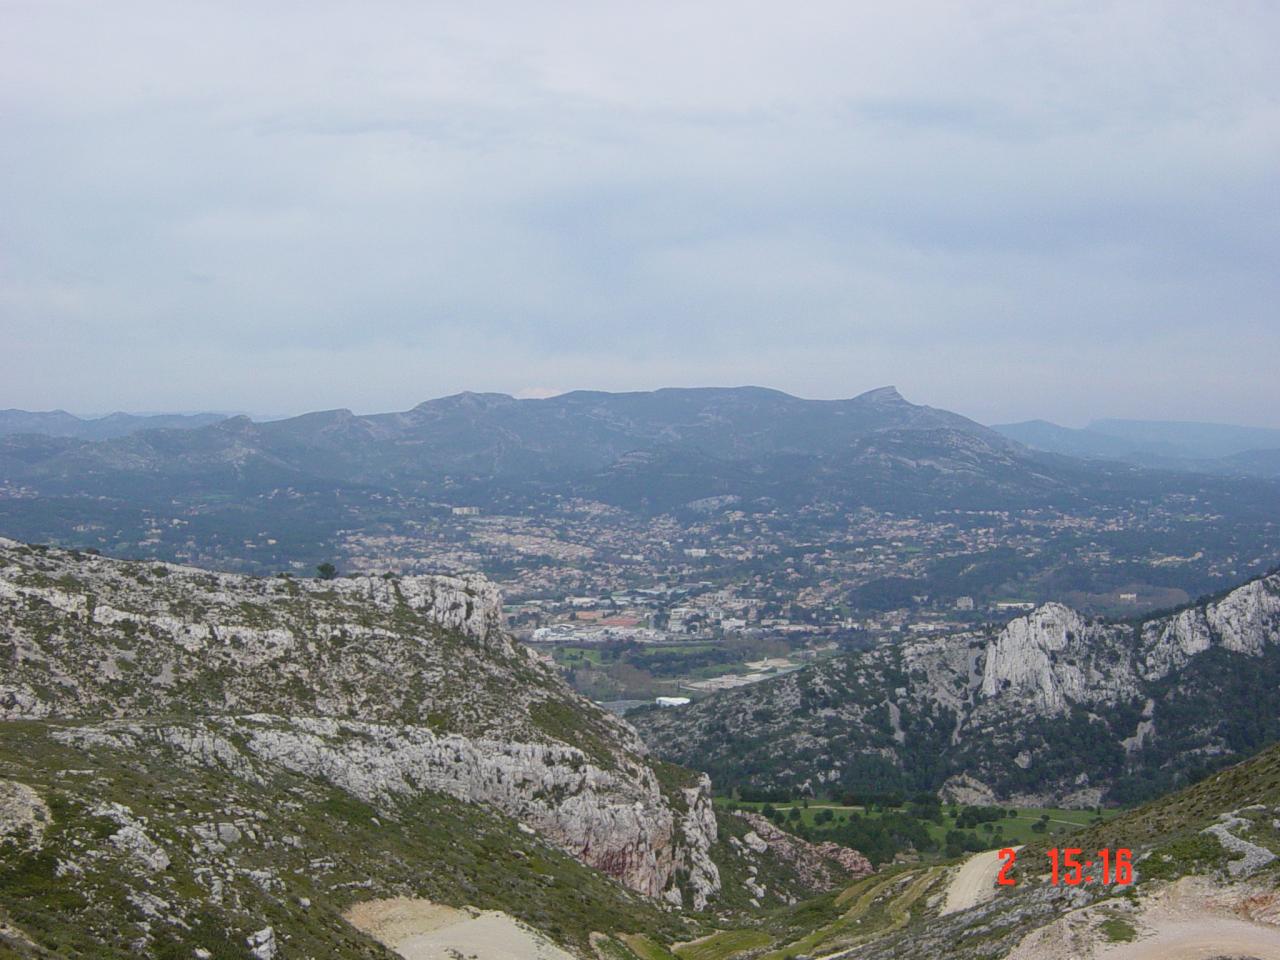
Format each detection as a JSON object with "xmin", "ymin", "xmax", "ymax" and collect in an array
[
  {"xmin": 57, "ymin": 715, "xmax": 722, "ymax": 905},
  {"xmin": 939, "ymin": 774, "xmax": 998, "ymax": 807},
  {"xmin": 732, "ymin": 812, "xmax": 872, "ymax": 889},
  {"xmin": 980, "ymin": 578, "xmax": 1280, "ymax": 716},
  {"xmin": 0, "ymin": 538, "xmax": 520, "ymax": 728},
  {"xmin": 673, "ymin": 777, "xmax": 721, "ymax": 909}
]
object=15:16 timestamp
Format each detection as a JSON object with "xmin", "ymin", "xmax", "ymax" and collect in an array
[{"xmin": 996, "ymin": 847, "xmax": 1133, "ymax": 887}]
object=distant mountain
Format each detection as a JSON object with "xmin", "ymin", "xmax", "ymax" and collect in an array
[
  {"xmin": 0, "ymin": 386, "xmax": 1055, "ymax": 512},
  {"xmin": 992, "ymin": 416, "xmax": 1280, "ymax": 476},
  {"xmin": 636, "ymin": 570, "xmax": 1280, "ymax": 806},
  {"xmin": 989, "ymin": 419, "xmax": 1143, "ymax": 460},
  {"xmin": 3, "ymin": 385, "xmax": 1278, "ymax": 583},
  {"xmin": 1090, "ymin": 417, "xmax": 1280, "ymax": 459},
  {"xmin": 0, "ymin": 408, "xmax": 227, "ymax": 440}
]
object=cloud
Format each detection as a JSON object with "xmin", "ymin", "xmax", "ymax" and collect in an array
[{"xmin": 1, "ymin": 0, "xmax": 1277, "ymax": 426}]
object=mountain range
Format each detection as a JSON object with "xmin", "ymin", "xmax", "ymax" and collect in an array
[
  {"xmin": 0, "ymin": 386, "xmax": 1018, "ymax": 489},
  {"xmin": 0, "ymin": 384, "xmax": 1271, "ymax": 520},
  {"xmin": 7, "ymin": 392, "xmax": 1278, "ymax": 484},
  {"xmin": 4, "ymin": 386, "xmax": 1279, "ymax": 612}
]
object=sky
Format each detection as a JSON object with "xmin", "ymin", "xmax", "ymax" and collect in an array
[{"xmin": 2, "ymin": 1, "xmax": 1278, "ymax": 427}]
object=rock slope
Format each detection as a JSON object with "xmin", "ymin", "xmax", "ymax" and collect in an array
[
  {"xmin": 638, "ymin": 571, "xmax": 1280, "ymax": 805},
  {"xmin": 0, "ymin": 538, "xmax": 719, "ymax": 908}
]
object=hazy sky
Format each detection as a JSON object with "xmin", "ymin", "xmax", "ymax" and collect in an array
[{"xmin": 2, "ymin": 1, "xmax": 1278, "ymax": 426}]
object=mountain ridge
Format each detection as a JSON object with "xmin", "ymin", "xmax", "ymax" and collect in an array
[
  {"xmin": 0, "ymin": 384, "xmax": 1054, "ymax": 517},
  {"xmin": 0, "ymin": 409, "xmax": 228, "ymax": 441}
]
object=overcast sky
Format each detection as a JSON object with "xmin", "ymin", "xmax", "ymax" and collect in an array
[{"xmin": 2, "ymin": 1, "xmax": 1277, "ymax": 426}]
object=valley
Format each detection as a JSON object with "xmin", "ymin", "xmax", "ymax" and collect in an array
[{"xmin": 2, "ymin": 390, "xmax": 1277, "ymax": 627}]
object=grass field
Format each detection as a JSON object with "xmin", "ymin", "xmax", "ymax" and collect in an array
[{"xmin": 719, "ymin": 799, "xmax": 1117, "ymax": 850}]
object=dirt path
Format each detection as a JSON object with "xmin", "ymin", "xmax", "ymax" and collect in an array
[
  {"xmin": 1006, "ymin": 876, "xmax": 1280, "ymax": 960},
  {"xmin": 1097, "ymin": 918, "xmax": 1280, "ymax": 959},
  {"xmin": 941, "ymin": 847, "xmax": 1017, "ymax": 915}
]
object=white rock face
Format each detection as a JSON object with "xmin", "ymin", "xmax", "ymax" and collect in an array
[
  {"xmin": 93, "ymin": 802, "xmax": 171, "ymax": 873},
  {"xmin": 675, "ymin": 778, "xmax": 721, "ymax": 909},
  {"xmin": 979, "ymin": 603, "xmax": 1131, "ymax": 714},
  {"xmin": 246, "ymin": 926, "xmax": 277, "ymax": 960},
  {"xmin": 978, "ymin": 578, "xmax": 1280, "ymax": 717},
  {"xmin": 939, "ymin": 773, "xmax": 998, "ymax": 806}
]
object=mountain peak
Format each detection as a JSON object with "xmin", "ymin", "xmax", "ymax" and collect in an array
[
  {"xmin": 855, "ymin": 385, "xmax": 908, "ymax": 405},
  {"xmin": 411, "ymin": 391, "xmax": 515, "ymax": 411}
]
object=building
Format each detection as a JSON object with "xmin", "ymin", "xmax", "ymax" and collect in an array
[{"xmin": 655, "ymin": 696, "xmax": 691, "ymax": 708}]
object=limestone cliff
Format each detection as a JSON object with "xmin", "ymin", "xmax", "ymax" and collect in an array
[{"xmin": 978, "ymin": 603, "xmax": 1135, "ymax": 715}]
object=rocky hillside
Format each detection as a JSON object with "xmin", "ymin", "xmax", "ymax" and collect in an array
[
  {"xmin": 637, "ymin": 571, "xmax": 1280, "ymax": 805},
  {"xmin": 0, "ymin": 537, "xmax": 726, "ymax": 904},
  {"xmin": 0, "ymin": 539, "xmax": 723, "ymax": 958}
]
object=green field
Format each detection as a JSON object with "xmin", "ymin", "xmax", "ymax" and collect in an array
[{"xmin": 719, "ymin": 799, "xmax": 1117, "ymax": 851}]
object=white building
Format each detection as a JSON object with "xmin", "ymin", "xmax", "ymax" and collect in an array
[{"xmin": 655, "ymin": 696, "xmax": 691, "ymax": 708}]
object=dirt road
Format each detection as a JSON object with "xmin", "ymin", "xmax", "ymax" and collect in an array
[
  {"xmin": 941, "ymin": 847, "xmax": 1017, "ymax": 915},
  {"xmin": 344, "ymin": 897, "xmax": 575, "ymax": 960}
]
